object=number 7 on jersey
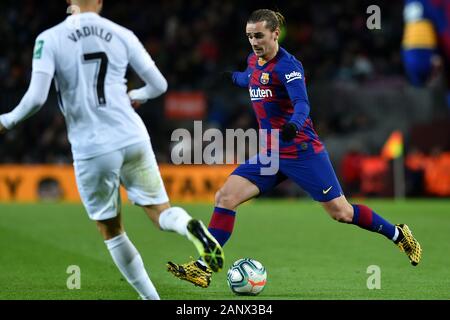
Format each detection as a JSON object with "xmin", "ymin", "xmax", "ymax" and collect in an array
[{"xmin": 83, "ymin": 52, "xmax": 109, "ymax": 107}]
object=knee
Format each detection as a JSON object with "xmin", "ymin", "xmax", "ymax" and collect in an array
[{"xmin": 215, "ymin": 188, "xmax": 239, "ymax": 210}]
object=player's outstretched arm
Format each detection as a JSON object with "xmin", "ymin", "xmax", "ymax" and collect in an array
[
  {"xmin": 231, "ymin": 68, "xmax": 251, "ymax": 88},
  {"xmin": 0, "ymin": 71, "xmax": 52, "ymax": 133}
]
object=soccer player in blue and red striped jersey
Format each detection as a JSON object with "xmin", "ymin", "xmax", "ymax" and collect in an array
[{"xmin": 168, "ymin": 9, "xmax": 422, "ymax": 288}]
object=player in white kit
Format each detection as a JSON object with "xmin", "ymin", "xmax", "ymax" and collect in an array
[{"xmin": 0, "ymin": 0, "xmax": 224, "ymax": 300}]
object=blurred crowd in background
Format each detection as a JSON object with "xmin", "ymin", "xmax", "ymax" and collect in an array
[{"xmin": 0, "ymin": 0, "xmax": 449, "ymax": 197}]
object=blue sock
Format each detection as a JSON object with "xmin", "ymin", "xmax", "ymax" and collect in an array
[{"xmin": 352, "ymin": 204, "xmax": 396, "ymax": 240}]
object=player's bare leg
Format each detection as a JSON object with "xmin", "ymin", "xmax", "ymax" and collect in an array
[
  {"xmin": 96, "ymin": 213, "xmax": 124, "ymax": 240},
  {"xmin": 215, "ymin": 175, "xmax": 261, "ymax": 210},
  {"xmin": 97, "ymin": 214, "xmax": 160, "ymax": 300},
  {"xmin": 167, "ymin": 175, "xmax": 259, "ymax": 288},
  {"xmin": 322, "ymin": 195, "xmax": 422, "ymax": 266},
  {"xmin": 321, "ymin": 195, "xmax": 354, "ymax": 223},
  {"xmin": 142, "ymin": 203, "xmax": 225, "ymax": 272},
  {"xmin": 142, "ymin": 202, "xmax": 171, "ymax": 229}
]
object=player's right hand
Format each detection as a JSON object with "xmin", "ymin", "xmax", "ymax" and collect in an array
[
  {"xmin": 208, "ymin": 71, "xmax": 233, "ymax": 89},
  {"xmin": 220, "ymin": 71, "xmax": 233, "ymax": 82}
]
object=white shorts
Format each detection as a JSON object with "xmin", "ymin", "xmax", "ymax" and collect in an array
[{"xmin": 74, "ymin": 140, "xmax": 169, "ymax": 221}]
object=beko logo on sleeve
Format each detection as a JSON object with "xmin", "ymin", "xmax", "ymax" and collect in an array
[{"xmin": 285, "ymin": 71, "xmax": 303, "ymax": 83}]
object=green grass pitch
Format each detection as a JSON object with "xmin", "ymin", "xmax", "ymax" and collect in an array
[{"xmin": 0, "ymin": 199, "xmax": 449, "ymax": 300}]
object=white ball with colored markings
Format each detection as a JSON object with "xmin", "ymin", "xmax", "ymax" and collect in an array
[{"xmin": 226, "ymin": 258, "xmax": 267, "ymax": 296}]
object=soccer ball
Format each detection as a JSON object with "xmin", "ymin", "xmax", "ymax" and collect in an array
[{"xmin": 226, "ymin": 258, "xmax": 267, "ymax": 296}]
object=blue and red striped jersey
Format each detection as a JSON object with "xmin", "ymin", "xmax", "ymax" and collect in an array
[{"xmin": 232, "ymin": 47, "xmax": 324, "ymax": 159}]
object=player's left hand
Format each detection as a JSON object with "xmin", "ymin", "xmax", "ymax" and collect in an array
[
  {"xmin": 280, "ymin": 122, "xmax": 298, "ymax": 142},
  {"xmin": 128, "ymin": 90, "xmax": 148, "ymax": 110},
  {"xmin": 130, "ymin": 100, "xmax": 142, "ymax": 109}
]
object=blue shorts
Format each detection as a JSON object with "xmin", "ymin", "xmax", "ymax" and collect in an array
[{"xmin": 232, "ymin": 152, "xmax": 343, "ymax": 202}]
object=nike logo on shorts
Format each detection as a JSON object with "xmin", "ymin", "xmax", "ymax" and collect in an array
[{"xmin": 322, "ymin": 186, "xmax": 333, "ymax": 195}]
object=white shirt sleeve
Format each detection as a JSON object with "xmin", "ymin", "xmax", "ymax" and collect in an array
[
  {"xmin": 127, "ymin": 32, "xmax": 168, "ymax": 103},
  {"xmin": 0, "ymin": 72, "xmax": 53, "ymax": 129},
  {"xmin": 0, "ymin": 31, "xmax": 56, "ymax": 130}
]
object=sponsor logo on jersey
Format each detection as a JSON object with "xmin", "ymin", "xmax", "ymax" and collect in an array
[
  {"xmin": 249, "ymin": 87, "xmax": 273, "ymax": 101},
  {"xmin": 285, "ymin": 71, "xmax": 303, "ymax": 83},
  {"xmin": 260, "ymin": 72, "xmax": 270, "ymax": 85}
]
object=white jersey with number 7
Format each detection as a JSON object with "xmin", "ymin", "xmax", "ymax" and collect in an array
[{"xmin": 32, "ymin": 12, "xmax": 161, "ymax": 160}]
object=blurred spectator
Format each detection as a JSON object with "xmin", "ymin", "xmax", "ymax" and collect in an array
[
  {"xmin": 360, "ymin": 156, "xmax": 390, "ymax": 197},
  {"xmin": 340, "ymin": 147, "xmax": 365, "ymax": 196},
  {"xmin": 405, "ymin": 148, "xmax": 428, "ymax": 196}
]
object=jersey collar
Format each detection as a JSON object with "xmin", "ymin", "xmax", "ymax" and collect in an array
[{"xmin": 255, "ymin": 47, "xmax": 283, "ymax": 69}]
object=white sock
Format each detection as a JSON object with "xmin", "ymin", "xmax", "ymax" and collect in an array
[
  {"xmin": 105, "ymin": 233, "xmax": 160, "ymax": 300},
  {"xmin": 159, "ymin": 207, "xmax": 192, "ymax": 237},
  {"xmin": 392, "ymin": 226, "xmax": 400, "ymax": 242}
]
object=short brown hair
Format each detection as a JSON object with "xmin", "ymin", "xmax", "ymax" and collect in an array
[{"xmin": 247, "ymin": 9, "xmax": 286, "ymax": 31}]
